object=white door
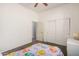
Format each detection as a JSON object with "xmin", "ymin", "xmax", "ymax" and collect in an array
[
  {"xmin": 56, "ymin": 19, "xmax": 69, "ymax": 45},
  {"xmin": 44, "ymin": 19, "xmax": 69, "ymax": 46},
  {"xmin": 44, "ymin": 20, "xmax": 56, "ymax": 43}
]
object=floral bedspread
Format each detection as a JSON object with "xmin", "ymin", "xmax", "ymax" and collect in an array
[{"xmin": 6, "ymin": 43, "xmax": 64, "ymax": 56}]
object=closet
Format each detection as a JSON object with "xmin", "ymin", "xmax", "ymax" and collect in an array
[{"xmin": 43, "ymin": 18, "xmax": 70, "ymax": 46}]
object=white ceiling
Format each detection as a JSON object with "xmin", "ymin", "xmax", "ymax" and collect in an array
[{"xmin": 20, "ymin": 3, "xmax": 65, "ymax": 13}]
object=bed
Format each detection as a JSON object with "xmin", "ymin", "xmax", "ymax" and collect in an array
[{"xmin": 5, "ymin": 43, "xmax": 64, "ymax": 56}]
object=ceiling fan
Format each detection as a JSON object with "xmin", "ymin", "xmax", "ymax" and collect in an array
[{"xmin": 34, "ymin": 3, "xmax": 48, "ymax": 7}]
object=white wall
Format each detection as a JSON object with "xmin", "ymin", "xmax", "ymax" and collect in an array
[
  {"xmin": 36, "ymin": 21, "xmax": 44, "ymax": 41},
  {"xmin": 38, "ymin": 4, "xmax": 79, "ymax": 46},
  {"xmin": 0, "ymin": 3, "xmax": 38, "ymax": 52}
]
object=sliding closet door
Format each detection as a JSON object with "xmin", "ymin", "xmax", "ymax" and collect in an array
[{"xmin": 44, "ymin": 20, "xmax": 56, "ymax": 43}]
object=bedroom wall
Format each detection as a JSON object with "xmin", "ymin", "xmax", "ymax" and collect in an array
[
  {"xmin": 0, "ymin": 3, "xmax": 38, "ymax": 52},
  {"xmin": 38, "ymin": 4, "xmax": 79, "ymax": 46}
]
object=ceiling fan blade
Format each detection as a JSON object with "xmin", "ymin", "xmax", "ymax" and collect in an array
[
  {"xmin": 43, "ymin": 3, "xmax": 48, "ymax": 6},
  {"xmin": 34, "ymin": 3, "xmax": 38, "ymax": 7}
]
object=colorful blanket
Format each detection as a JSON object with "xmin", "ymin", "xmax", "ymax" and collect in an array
[{"xmin": 6, "ymin": 43, "xmax": 64, "ymax": 56}]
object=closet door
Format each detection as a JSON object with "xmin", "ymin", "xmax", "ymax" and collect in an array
[
  {"xmin": 56, "ymin": 20, "xmax": 65, "ymax": 45},
  {"xmin": 44, "ymin": 19, "xmax": 69, "ymax": 46},
  {"xmin": 56, "ymin": 19, "xmax": 69, "ymax": 46},
  {"xmin": 44, "ymin": 20, "xmax": 56, "ymax": 43}
]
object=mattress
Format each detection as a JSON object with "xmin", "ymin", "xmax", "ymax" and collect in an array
[{"xmin": 6, "ymin": 43, "xmax": 64, "ymax": 56}]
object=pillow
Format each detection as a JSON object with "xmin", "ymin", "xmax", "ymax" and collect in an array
[{"xmin": 73, "ymin": 32, "xmax": 79, "ymax": 40}]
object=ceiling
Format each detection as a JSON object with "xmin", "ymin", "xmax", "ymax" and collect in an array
[{"xmin": 20, "ymin": 3, "xmax": 65, "ymax": 13}]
